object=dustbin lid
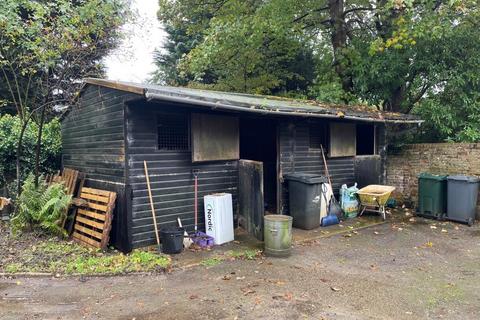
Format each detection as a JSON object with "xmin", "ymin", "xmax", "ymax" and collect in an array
[
  {"xmin": 447, "ymin": 175, "xmax": 480, "ymax": 183},
  {"xmin": 418, "ymin": 172, "xmax": 448, "ymax": 180},
  {"xmin": 284, "ymin": 173, "xmax": 328, "ymax": 184}
]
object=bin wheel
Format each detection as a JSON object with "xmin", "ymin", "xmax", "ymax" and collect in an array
[{"xmin": 467, "ymin": 218, "xmax": 474, "ymax": 227}]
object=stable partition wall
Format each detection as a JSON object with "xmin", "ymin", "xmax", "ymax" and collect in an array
[
  {"xmin": 125, "ymin": 102, "xmax": 239, "ymax": 249},
  {"xmin": 278, "ymin": 119, "xmax": 386, "ymax": 215}
]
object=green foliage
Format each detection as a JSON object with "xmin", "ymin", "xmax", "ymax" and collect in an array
[
  {"xmin": 155, "ymin": 0, "xmax": 480, "ymax": 142},
  {"xmin": 0, "ymin": 0, "xmax": 127, "ymax": 194},
  {"xmin": 155, "ymin": 0, "xmax": 315, "ymax": 94},
  {"xmin": 228, "ymin": 249, "xmax": 262, "ymax": 260},
  {"xmin": 0, "ymin": 115, "xmax": 61, "ymax": 191},
  {"xmin": 11, "ymin": 175, "xmax": 71, "ymax": 236},
  {"xmin": 64, "ymin": 250, "xmax": 171, "ymax": 274},
  {"xmin": 200, "ymin": 257, "xmax": 223, "ymax": 267},
  {"xmin": 0, "ymin": 0, "xmax": 128, "ymax": 115},
  {"xmin": 2, "ymin": 239, "xmax": 171, "ymax": 275}
]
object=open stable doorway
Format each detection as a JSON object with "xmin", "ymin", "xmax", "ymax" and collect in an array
[{"xmin": 239, "ymin": 117, "xmax": 278, "ymax": 213}]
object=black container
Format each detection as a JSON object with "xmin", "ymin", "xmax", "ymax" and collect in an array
[
  {"xmin": 284, "ymin": 173, "xmax": 328, "ymax": 230},
  {"xmin": 160, "ymin": 227, "xmax": 184, "ymax": 254}
]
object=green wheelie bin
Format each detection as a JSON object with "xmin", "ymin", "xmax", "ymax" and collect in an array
[{"xmin": 417, "ymin": 173, "xmax": 448, "ymax": 220}]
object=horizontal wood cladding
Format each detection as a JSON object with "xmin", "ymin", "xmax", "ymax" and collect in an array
[
  {"xmin": 279, "ymin": 120, "xmax": 356, "ymax": 214},
  {"xmin": 62, "ymin": 86, "xmax": 136, "ymax": 183},
  {"xmin": 126, "ymin": 102, "xmax": 238, "ymax": 248}
]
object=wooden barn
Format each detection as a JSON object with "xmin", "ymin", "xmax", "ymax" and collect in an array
[{"xmin": 61, "ymin": 78, "xmax": 421, "ymax": 252}]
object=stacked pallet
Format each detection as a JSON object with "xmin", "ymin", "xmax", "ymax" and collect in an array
[{"xmin": 72, "ymin": 187, "xmax": 116, "ymax": 250}]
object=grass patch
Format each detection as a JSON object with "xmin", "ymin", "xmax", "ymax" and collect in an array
[
  {"xmin": 2, "ymin": 239, "xmax": 171, "ymax": 275},
  {"xmin": 200, "ymin": 257, "xmax": 223, "ymax": 267},
  {"xmin": 199, "ymin": 249, "xmax": 262, "ymax": 267},
  {"xmin": 227, "ymin": 249, "xmax": 262, "ymax": 260}
]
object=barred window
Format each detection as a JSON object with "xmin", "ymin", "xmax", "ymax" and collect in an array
[{"xmin": 157, "ymin": 113, "xmax": 189, "ymax": 151}]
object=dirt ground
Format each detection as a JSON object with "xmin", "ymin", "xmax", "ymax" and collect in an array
[{"xmin": 1, "ymin": 217, "xmax": 480, "ymax": 320}]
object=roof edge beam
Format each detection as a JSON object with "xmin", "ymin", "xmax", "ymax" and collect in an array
[{"xmin": 145, "ymin": 91, "xmax": 423, "ymax": 125}]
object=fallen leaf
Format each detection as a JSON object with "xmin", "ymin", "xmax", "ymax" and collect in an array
[
  {"xmin": 241, "ymin": 288, "xmax": 256, "ymax": 296},
  {"xmin": 236, "ymin": 276, "xmax": 245, "ymax": 280},
  {"xmin": 425, "ymin": 241, "xmax": 433, "ymax": 247},
  {"xmin": 441, "ymin": 229, "xmax": 448, "ymax": 233},
  {"xmin": 330, "ymin": 287, "xmax": 341, "ymax": 292},
  {"xmin": 343, "ymin": 233, "xmax": 352, "ymax": 238},
  {"xmin": 430, "ymin": 226, "xmax": 437, "ymax": 229},
  {"xmin": 373, "ymin": 231, "xmax": 379, "ymax": 235},
  {"xmin": 397, "ymin": 228, "xmax": 403, "ymax": 231},
  {"xmin": 222, "ymin": 275, "xmax": 231, "ymax": 280},
  {"xmin": 284, "ymin": 292, "xmax": 293, "ymax": 301}
]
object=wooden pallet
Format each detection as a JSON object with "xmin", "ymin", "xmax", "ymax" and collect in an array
[
  {"xmin": 46, "ymin": 168, "xmax": 86, "ymax": 230},
  {"xmin": 72, "ymin": 187, "xmax": 116, "ymax": 249},
  {"xmin": 46, "ymin": 168, "xmax": 85, "ymax": 196}
]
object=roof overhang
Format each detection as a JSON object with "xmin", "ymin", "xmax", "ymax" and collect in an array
[{"xmin": 83, "ymin": 78, "xmax": 424, "ymax": 125}]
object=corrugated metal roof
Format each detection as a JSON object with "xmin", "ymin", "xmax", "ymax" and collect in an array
[{"xmin": 83, "ymin": 78, "xmax": 422, "ymax": 124}]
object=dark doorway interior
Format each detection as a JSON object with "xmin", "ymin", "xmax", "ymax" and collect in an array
[
  {"xmin": 356, "ymin": 124, "xmax": 375, "ymax": 155},
  {"xmin": 240, "ymin": 118, "xmax": 277, "ymax": 213}
]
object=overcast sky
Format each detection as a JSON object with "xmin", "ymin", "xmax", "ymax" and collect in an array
[{"xmin": 104, "ymin": 0, "xmax": 166, "ymax": 83}]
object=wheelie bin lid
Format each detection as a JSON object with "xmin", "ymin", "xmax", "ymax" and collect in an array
[
  {"xmin": 284, "ymin": 173, "xmax": 328, "ymax": 184},
  {"xmin": 418, "ymin": 172, "xmax": 448, "ymax": 181},
  {"xmin": 447, "ymin": 175, "xmax": 480, "ymax": 183}
]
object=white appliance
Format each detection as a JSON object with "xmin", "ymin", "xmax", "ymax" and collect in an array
[{"xmin": 203, "ymin": 193, "xmax": 234, "ymax": 245}]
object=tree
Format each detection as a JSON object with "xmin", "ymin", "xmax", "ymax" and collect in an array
[
  {"xmin": 154, "ymin": 0, "xmax": 316, "ymax": 94},
  {"xmin": 0, "ymin": 0, "xmax": 128, "ymax": 194},
  {"xmin": 155, "ymin": 0, "xmax": 480, "ymax": 142}
]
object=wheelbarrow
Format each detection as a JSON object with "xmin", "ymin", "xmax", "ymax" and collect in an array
[{"xmin": 356, "ymin": 185, "xmax": 396, "ymax": 220}]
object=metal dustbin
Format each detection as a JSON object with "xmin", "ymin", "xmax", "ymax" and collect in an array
[
  {"xmin": 447, "ymin": 175, "xmax": 480, "ymax": 226},
  {"xmin": 264, "ymin": 215, "xmax": 293, "ymax": 257},
  {"xmin": 284, "ymin": 173, "xmax": 327, "ymax": 230},
  {"xmin": 417, "ymin": 173, "xmax": 448, "ymax": 219}
]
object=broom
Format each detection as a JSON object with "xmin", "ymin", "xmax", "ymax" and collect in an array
[
  {"xmin": 144, "ymin": 161, "xmax": 161, "ymax": 251},
  {"xmin": 320, "ymin": 146, "xmax": 341, "ymax": 226}
]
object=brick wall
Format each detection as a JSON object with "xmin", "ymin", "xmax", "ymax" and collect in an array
[{"xmin": 386, "ymin": 143, "xmax": 480, "ymax": 215}]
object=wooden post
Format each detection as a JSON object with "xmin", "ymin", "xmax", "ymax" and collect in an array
[{"xmin": 144, "ymin": 160, "xmax": 160, "ymax": 247}]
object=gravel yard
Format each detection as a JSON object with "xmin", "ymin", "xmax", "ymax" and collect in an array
[{"xmin": 1, "ymin": 217, "xmax": 479, "ymax": 319}]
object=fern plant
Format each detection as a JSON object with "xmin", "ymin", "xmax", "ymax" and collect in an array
[{"xmin": 11, "ymin": 174, "xmax": 72, "ymax": 237}]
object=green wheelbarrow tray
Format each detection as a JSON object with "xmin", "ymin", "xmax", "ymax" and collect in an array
[{"xmin": 357, "ymin": 185, "xmax": 396, "ymax": 220}]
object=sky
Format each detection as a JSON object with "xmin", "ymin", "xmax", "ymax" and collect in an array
[{"xmin": 104, "ymin": 0, "xmax": 166, "ymax": 83}]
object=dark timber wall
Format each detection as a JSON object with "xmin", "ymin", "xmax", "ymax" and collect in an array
[
  {"xmin": 126, "ymin": 102, "xmax": 238, "ymax": 248},
  {"xmin": 62, "ymin": 85, "xmax": 137, "ymax": 252},
  {"xmin": 278, "ymin": 119, "xmax": 386, "ymax": 214},
  {"xmin": 63, "ymin": 84, "xmax": 387, "ymax": 250}
]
